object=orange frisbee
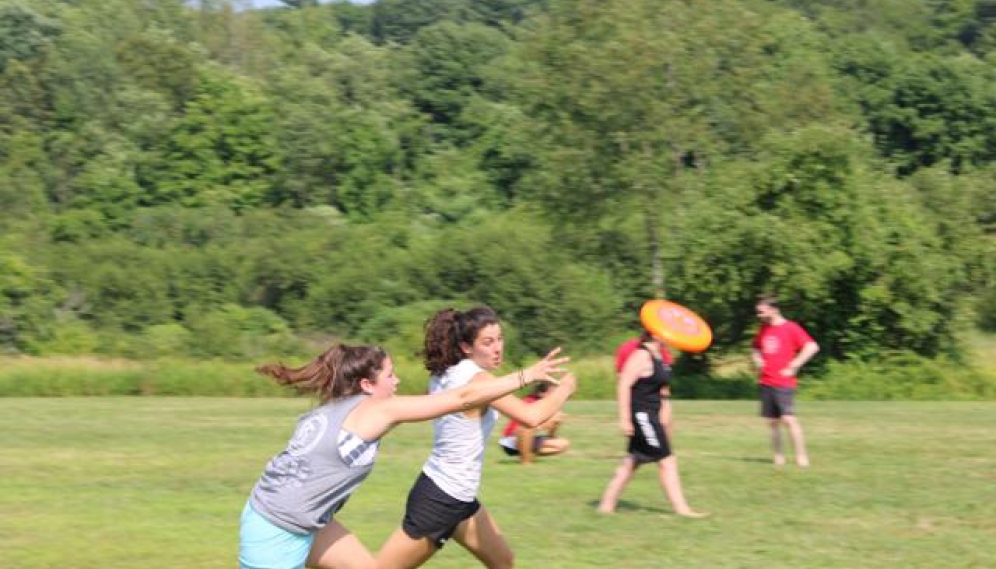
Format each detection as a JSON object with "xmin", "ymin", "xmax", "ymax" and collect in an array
[{"xmin": 639, "ymin": 299, "xmax": 713, "ymax": 353}]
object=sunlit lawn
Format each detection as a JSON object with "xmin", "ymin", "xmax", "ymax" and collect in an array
[{"xmin": 1, "ymin": 398, "xmax": 994, "ymax": 568}]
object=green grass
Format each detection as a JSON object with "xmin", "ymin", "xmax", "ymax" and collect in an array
[{"xmin": 1, "ymin": 399, "xmax": 994, "ymax": 569}]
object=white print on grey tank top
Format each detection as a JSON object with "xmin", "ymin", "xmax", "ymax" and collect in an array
[
  {"xmin": 265, "ymin": 413, "xmax": 326, "ymax": 488},
  {"xmin": 635, "ymin": 411, "xmax": 660, "ymax": 448},
  {"xmin": 249, "ymin": 395, "xmax": 379, "ymax": 534},
  {"xmin": 422, "ymin": 359, "xmax": 497, "ymax": 503}
]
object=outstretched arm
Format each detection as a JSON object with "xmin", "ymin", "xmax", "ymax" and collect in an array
[
  {"xmin": 350, "ymin": 349, "xmax": 568, "ymax": 440},
  {"xmin": 491, "ymin": 373, "xmax": 577, "ymax": 428}
]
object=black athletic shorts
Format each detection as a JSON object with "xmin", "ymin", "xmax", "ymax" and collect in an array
[
  {"xmin": 759, "ymin": 385, "xmax": 797, "ymax": 418},
  {"xmin": 628, "ymin": 408, "xmax": 671, "ymax": 464},
  {"xmin": 401, "ymin": 472, "xmax": 480, "ymax": 548}
]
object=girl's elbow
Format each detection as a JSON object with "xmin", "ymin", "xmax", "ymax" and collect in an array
[{"xmin": 518, "ymin": 415, "xmax": 544, "ymax": 429}]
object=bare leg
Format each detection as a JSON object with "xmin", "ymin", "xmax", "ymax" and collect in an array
[
  {"xmin": 537, "ymin": 437, "xmax": 570, "ymax": 456},
  {"xmin": 452, "ymin": 507, "xmax": 514, "ymax": 569},
  {"xmin": 597, "ymin": 455, "xmax": 637, "ymax": 513},
  {"xmin": 306, "ymin": 521, "xmax": 376, "ymax": 569},
  {"xmin": 537, "ymin": 413, "xmax": 563, "ymax": 437},
  {"xmin": 516, "ymin": 428, "xmax": 537, "ymax": 464},
  {"xmin": 661, "ymin": 399, "xmax": 674, "ymax": 442},
  {"xmin": 769, "ymin": 419, "xmax": 785, "ymax": 466},
  {"xmin": 533, "ymin": 413, "xmax": 569, "ymax": 457},
  {"xmin": 375, "ymin": 528, "xmax": 437, "ymax": 569},
  {"xmin": 657, "ymin": 456, "xmax": 707, "ymax": 518},
  {"xmin": 782, "ymin": 415, "xmax": 809, "ymax": 467}
]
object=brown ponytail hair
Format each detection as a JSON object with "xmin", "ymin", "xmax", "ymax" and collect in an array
[
  {"xmin": 256, "ymin": 344, "xmax": 388, "ymax": 404},
  {"xmin": 423, "ymin": 306, "xmax": 500, "ymax": 376}
]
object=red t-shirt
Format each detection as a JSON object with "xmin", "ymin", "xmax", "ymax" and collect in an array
[
  {"xmin": 615, "ymin": 338, "xmax": 673, "ymax": 372},
  {"xmin": 752, "ymin": 321, "xmax": 814, "ymax": 388},
  {"xmin": 502, "ymin": 395, "xmax": 538, "ymax": 437}
]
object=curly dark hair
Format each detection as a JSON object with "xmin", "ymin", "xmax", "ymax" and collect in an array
[{"xmin": 423, "ymin": 306, "xmax": 500, "ymax": 376}]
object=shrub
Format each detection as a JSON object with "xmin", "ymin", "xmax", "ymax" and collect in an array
[{"xmin": 805, "ymin": 352, "xmax": 995, "ymax": 401}]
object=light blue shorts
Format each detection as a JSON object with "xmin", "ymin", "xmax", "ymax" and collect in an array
[{"xmin": 239, "ymin": 503, "xmax": 315, "ymax": 569}]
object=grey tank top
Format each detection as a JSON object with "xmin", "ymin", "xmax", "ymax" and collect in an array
[{"xmin": 249, "ymin": 394, "xmax": 380, "ymax": 534}]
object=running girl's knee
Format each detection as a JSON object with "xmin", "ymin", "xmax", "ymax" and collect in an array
[{"xmin": 489, "ymin": 548, "xmax": 514, "ymax": 569}]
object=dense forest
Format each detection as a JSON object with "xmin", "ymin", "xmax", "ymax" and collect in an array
[{"xmin": 1, "ymin": 0, "xmax": 993, "ymax": 390}]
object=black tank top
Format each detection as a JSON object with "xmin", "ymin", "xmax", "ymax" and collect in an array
[{"xmin": 630, "ymin": 346, "xmax": 672, "ymax": 414}]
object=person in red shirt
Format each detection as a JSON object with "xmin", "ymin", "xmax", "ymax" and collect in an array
[
  {"xmin": 751, "ymin": 295, "xmax": 820, "ymax": 467},
  {"xmin": 497, "ymin": 383, "xmax": 570, "ymax": 463}
]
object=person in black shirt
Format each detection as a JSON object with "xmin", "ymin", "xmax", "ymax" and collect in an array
[{"xmin": 597, "ymin": 332, "xmax": 707, "ymax": 517}]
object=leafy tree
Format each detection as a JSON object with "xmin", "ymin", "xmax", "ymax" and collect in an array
[
  {"xmin": 514, "ymin": 0, "xmax": 843, "ymax": 295},
  {"xmin": 328, "ymin": 1, "xmax": 375, "ymax": 37},
  {"xmin": 46, "ymin": 239, "xmax": 174, "ymax": 331},
  {"xmin": 840, "ymin": 47, "xmax": 996, "ymax": 174},
  {"xmin": 401, "ymin": 21, "xmax": 511, "ymax": 130},
  {"xmin": 0, "ymin": 129, "xmax": 50, "ymax": 232},
  {"xmin": 402, "ymin": 211, "xmax": 623, "ymax": 353},
  {"xmin": 143, "ymin": 66, "xmax": 279, "ymax": 211},
  {"xmin": 371, "ymin": 0, "xmax": 540, "ymax": 44},
  {"xmin": 0, "ymin": 251, "xmax": 59, "ymax": 353},
  {"xmin": 404, "ymin": 146, "xmax": 496, "ymax": 222},
  {"xmin": 185, "ymin": 303, "xmax": 296, "ymax": 359},
  {"xmin": 115, "ymin": 31, "xmax": 199, "ymax": 110},
  {"xmin": 280, "ymin": 0, "xmax": 319, "ymax": 8},
  {"xmin": 456, "ymin": 98, "xmax": 535, "ymax": 204},
  {"xmin": 263, "ymin": 35, "xmax": 416, "ymax": 217},
  {"xmin": 666, "ymin": 125, "xmax": 973, "ymax": 360},
  {"xmin": 0, "ymin": 2, "xmax": 60, "ymax": 73}
]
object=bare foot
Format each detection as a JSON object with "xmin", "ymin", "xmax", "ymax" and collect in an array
[
  {"xmin": 773, "ymin": 454, "xmax": 786, "ymax": 466},
  {"xmin": 596, "ymin": 505, "xmax": 616, "ymax": 515},
  {"xmin": 797, "ymin": 455, "xmax": 810, "ymax": 468}
]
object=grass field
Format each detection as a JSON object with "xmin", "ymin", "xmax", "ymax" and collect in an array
[{"xmin": 1, "ymin": 398, "xmax": 994, "ymax": 569}]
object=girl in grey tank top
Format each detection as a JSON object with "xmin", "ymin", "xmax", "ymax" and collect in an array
[{"xmin": 239, "ymin": 339, "xmax": 570, "ymax": 569}]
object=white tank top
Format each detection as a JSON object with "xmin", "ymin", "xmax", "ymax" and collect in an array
[{"xmin": 421, "ymin": 359, "xmax": 498, "ymax": 502}]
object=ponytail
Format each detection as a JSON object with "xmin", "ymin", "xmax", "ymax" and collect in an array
[
  {"xmin": 423, "ymin": 309, "xmax": 463, "ymax": 376},
  {"xmin": 257, "ymin": 344, "xmax": 387, "ymax": 404}
]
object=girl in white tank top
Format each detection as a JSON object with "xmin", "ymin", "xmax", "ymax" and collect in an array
[{"xmin": 376, "ymin": 306, "xmax": 578, "ymax": 569}]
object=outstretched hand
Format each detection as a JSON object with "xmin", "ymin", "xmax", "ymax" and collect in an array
[{"xmin": 525, "ymin": 347, "xmax": 570, "ymax": 385}]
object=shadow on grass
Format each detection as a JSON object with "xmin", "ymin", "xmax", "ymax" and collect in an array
[
  {"xmin": 721, "ymin": 456, "xmax": 773, "ymax": 464},
  {"xmin": 585, "ymin": 499, "xmax": 668, "ymax": 514}
]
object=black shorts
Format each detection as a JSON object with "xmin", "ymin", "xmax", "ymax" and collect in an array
[
  {"xmin": 628, "ymin": 408, "xmax": 671, "ymax": 464},
  {"xmin": 759, "ymin": 385, "xmax": 797, "ymax": 418},
  {"xmin": 401, "ymin": 472, "xmax": 480, "ymax": 548}
]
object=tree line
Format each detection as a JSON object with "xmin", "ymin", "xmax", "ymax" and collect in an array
[{"xmin": 0, "ymin": 0, "xmax": 993, "ymax": 378}]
